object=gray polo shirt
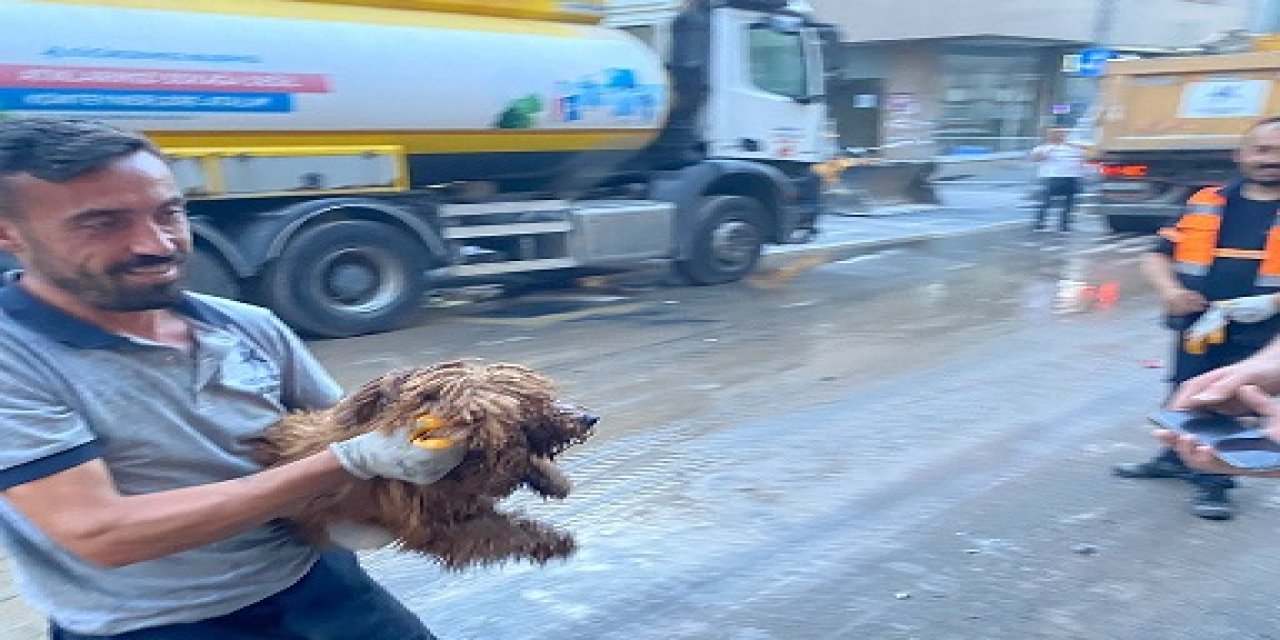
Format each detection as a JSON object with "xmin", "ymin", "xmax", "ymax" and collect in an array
[{"xmin": 0, "ymin": 281, "xmax": 344, "ymax": 635}]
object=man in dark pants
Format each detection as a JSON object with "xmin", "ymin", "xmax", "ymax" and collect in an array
[
  {"xmin": 1112, "ymin": 117, "xmax": 1280, "ymax": 520},
  {"xmin": 1029, "ymin": 127, "xmax": 1087, "ymax": 232},
  {"xmin": 0, "ymin": 118, "xmax": 464, "ymax": 638}
]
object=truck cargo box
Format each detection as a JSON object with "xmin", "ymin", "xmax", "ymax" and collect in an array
[{"xmin": 1098, "ymin": 52, "xmax": 1280, "ymax": 153}]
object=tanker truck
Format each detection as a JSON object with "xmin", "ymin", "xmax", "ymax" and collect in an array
[{"xmin": 0, "ymin": 0, "xmax": 833, "ymax": 337}]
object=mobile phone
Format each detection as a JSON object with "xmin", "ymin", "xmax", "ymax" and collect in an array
[
  {"xmin": 1213, "ymin": 437, "xmax": 1280, "ymax": 471},
  {"xmin": 1148, "ymin": 409, "xmax": 1280, "ymax": 471},
  {"xmin": 1148, "ymin": 409, "xmax": 1253, "ymax": 439}
]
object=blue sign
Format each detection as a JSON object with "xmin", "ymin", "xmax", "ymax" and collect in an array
[
  {"xmin": 1078, "ymin": 48, "xmax": 1116, "ymax": 78},
  {"xmin": 0, "ymin": 89, "xmax": 294, "ymax": 113}
]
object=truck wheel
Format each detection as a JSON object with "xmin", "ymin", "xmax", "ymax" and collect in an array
[
  {"xmin": 677, "ymin": 195, "xmax": 767, "ymax": 285},
  {"xmin": 184, "ymin": 247, "xmax": 241, "ymax": 300},
  {"xmin": 260, "ymin": 220, "xmax": 428, "ymax": 338}
]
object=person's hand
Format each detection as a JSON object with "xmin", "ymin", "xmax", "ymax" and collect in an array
[
  {"xmin": 1220, "ymin": 294, "xmax": 1280, "ymax": 324},
  {"xmin": 1183, "ymin": 304, "xmax": 1227, "ymax": 355},
  {"xmin": 330, "ymin": 426, "xmax": 465, "ymax": 484},
  {"xmin": 1170, "ymin": 356, "xmax": 1280, "ymax": 414},
  {"xmin": 1155, "ymin": 430, "xmax": 1241, "ymax": 475},
  {"xmin": 1157, "ymin": 385, "xmax": 1280, "ymax": 475},
  {"xmin": 1161, "ymin": 286, "xmax": 1208, "ymax": 316}
]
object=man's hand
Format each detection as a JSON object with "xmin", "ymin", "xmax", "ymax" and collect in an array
[
  {"xmin": 330, "ymin": 427, "xmax": 465, "ymax": 484},
  {"xmin": 1183, "ymin": 304, "xmax": 1228, "ymax": 355},
  {"xmin": 1155, "ymin": 430, "xmax": 1246, "ymax": 475},
  {"xmin": 1221, "ymin": 294, "xmax": 1280, "ymax": 324},
  {"xmin": 1170, "ymin": 352, "xmax": 1280, "ymax": 414},
  {"xmin": 1161, "ymin": 286, "xmax": 1208, "ymax": 316},
  {"xmin": 1157, "ymin": 385, "xmax": 1280, "ymax": 476}
]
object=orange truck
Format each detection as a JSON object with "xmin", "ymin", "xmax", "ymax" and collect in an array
[{"xmin": 1093, "ymin": 51, "xmax": 1280, "ymax": 232}]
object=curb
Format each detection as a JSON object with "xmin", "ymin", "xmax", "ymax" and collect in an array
[
  {"xmin": 761, "ymin": 219, "xmax": 1027, "ymax": 269},
  {"xmin": 827, "ymin": 204, "xmax": 942, "ymax": 218}
]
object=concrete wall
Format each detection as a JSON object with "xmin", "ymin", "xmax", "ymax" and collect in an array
[
  {"xmin": 810, "ymin": 0, "xmax": 1251, "ymax": 48},
  {"xmin": 810, "ymin": 0, "xmax": 1094, "ymax": 43},
  {"xmin": 879, "ymin": 45, "xmax": 942, "ymax": 158}
]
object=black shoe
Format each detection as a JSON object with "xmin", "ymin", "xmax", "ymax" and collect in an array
[
  {"xmin": 1112, "ymin": 459, "xmax": 1190, "ymax": 479},
  {"xmin": 1190, "ymin": 486, "xmax": 1234, "ymax": 520}
]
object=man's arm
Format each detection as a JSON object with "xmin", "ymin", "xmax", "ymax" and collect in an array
[
  {"xmin": 2, "ymin": 422, "xmax": 466, "ymax": 569},
  {"xmin": 3, "ymin": 451, "xmax": 351, "ymax": 568},
  {"xmin": 1141, "ymin": 251, "xmax": 1207, "ymax": 316}
]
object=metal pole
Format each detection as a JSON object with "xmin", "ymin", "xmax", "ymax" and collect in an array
[
  {"xmin": 1255, "ymin": 0, "xmax": 1280, "ymax": 33},
  {"xmin": 1093, "ymin": 0, "xmax": 1117, "ymax": 46}
]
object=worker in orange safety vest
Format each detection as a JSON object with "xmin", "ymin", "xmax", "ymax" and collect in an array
[{"xmin": 1113, "ymin": 116, "xmax": 1280, "ymax": 521}]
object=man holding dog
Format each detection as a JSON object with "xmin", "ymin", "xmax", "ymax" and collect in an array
[{"xmin": 0, "ymin": 118, "xmax": 462, "ymax": 638}]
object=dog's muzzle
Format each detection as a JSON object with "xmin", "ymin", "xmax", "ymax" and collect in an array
[{"xmin": 556, "ymin": 402, "xmax": 599, "ymax": 431}]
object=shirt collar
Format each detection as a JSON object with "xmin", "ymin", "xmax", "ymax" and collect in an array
[
  {"xmin": 0, "ymin": 272, "xmax": 232, "ymax": 349},
  {"xmin": 1221, "ymin": 178, "xmax": 1247, "ymax": 200}
]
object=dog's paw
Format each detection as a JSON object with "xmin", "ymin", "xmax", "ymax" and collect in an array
[
  {"xmin": 326, "ymin": 521, "xmax": 398, "ymax": 550},
  {"xmin": 524, "ymin": 455, "xmax": 572, "ymax": 499}
]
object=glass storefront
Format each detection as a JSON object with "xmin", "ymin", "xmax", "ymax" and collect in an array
[{"xmin": 936, "ymin": 52, "xmax": 1042, "ymax": 155}]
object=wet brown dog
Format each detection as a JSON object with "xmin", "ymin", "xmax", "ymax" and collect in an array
[{"xmin": 254, "ymin": 360, "xmax": 597, "ymax": 570}]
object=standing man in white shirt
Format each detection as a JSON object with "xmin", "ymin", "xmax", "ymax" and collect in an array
[{"xmin": 1029, "ymin": 127, "xmax": 1089, "ymax": 232}]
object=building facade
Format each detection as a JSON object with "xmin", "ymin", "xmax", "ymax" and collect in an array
[{"xmin": 808, "ymin": 0, "xmax": 1253, "ymax": 158}]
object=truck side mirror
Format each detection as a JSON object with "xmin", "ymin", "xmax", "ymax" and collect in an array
[
  {"xmin": 815, "ymin": 23, "xmax": 842, "ymax": 74},
  {"xmin": 754, "ymin": 15, "xmax": 804, "ymax": 34}
]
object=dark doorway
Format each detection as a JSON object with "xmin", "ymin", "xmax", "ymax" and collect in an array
[{"xmin": 828, "ymin": 77, "xmax": 884, "ymax": 152}]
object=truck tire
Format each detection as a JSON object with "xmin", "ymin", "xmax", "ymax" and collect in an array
[
  {"xmin": 259, "ymin": 220, "xmax": 429, "ymax": 338},
  {"xmin": 184, "ymin": 247, "xmax": 241, "ymax": 300},
  {"xmin": 676, "ymin": 195, "xmax": 767, "ymax": 285}
]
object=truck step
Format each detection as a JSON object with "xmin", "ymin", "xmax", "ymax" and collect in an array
[
  {"xmin": 446, "ymin": 258, "xmax": 579, "ymax": 277},
  {"xmin": 442, "ymin": 221, "xmax": 573, "ymax": 240},
  {"xmin": 439, "ymin": 200, "xmax": 570, "ymax": 217}
]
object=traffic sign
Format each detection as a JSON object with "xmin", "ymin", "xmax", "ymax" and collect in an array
[{"xmin": 1077, "ymin": 48, "xmax": 1116, "ymax": 78}]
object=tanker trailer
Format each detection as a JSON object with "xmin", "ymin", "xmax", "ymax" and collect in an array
[{"xmin": 0, "ymin": 0, "xmax": 831, "ymax": 337}]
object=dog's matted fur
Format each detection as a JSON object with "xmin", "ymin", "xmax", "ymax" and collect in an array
[{"xmin": 254, "ymin": 360, "xmax": 597, "ymax": 569}]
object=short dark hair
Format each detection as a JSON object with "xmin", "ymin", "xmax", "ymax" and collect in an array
[{"xmin": 0, "ymin": 118, "xmax": 161, "ymax": 219}]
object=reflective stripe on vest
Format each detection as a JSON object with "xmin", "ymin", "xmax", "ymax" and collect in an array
[
  {"xmin": 1262, "ymin": 226, "xmax": 1280, "ymax": 286},
  {"xmin": 1166, "ymin": 187, "xmax": 1280, "ymax": 285}
]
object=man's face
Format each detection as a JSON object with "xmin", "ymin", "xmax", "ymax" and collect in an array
[
  {"xmin": 0, "ymin": 151, "xmax": 192, "ymax": 311},
  {"xmin": 1237, "ymin": 123, "xmax": 1280, "ymax": 187}
]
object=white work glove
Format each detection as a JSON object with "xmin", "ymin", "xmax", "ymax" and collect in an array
[
  {"xmin": 1220, "ymin": 294, "xmax": 1280, "ymax": 324},
  {"xmin": 330, "ymin": 426, "xmax": 465, "ymax": 484},
  {"xmin": 1184, "ymin": 304, "xmax": 1229, "ymax": 355}
]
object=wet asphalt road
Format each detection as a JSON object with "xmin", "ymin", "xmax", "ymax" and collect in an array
[{"xmin": 302, "ymin": 222, "xmax": 1280, "ymax": 640}]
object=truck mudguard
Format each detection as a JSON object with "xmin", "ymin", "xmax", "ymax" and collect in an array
[{"xmin": 196, "ymin": 197, "xmax": 451, "ymax": 277}]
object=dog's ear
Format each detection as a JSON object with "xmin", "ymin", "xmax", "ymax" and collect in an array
[{"xmin": 330, "ymin": 368, "xmax": 417, "ymax": 431}]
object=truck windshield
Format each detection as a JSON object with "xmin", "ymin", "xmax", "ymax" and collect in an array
[{"xmin": 747, "ymin": 25, "xmax": 808, "ymax": 99}]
